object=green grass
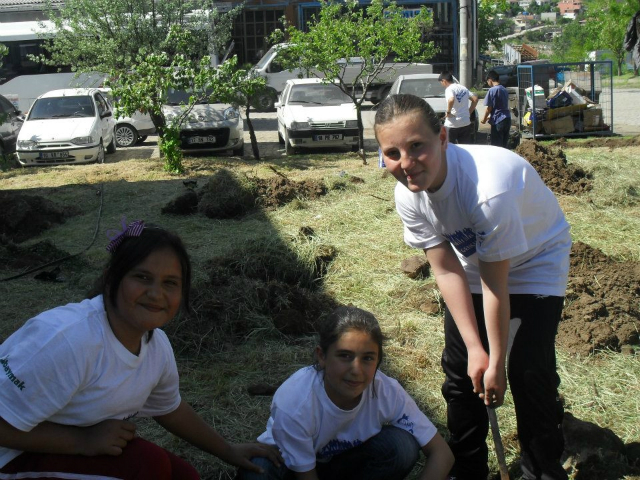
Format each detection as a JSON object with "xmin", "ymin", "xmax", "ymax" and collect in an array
[{"xmin": 0, "ymin": 142, "xmax": 639, "ymax": 479}]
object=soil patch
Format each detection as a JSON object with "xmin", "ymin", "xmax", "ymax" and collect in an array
[
  {"xmin": 162, "ymin": 169, "xmax": 327, "ymax": 218},
  {"xmin": 0, "ymin": 191, "xmax": 79, "ymax": 243},
  {"xmin": 558, "ymin": 241, "xmax": 640, "ymax": 356},
  {"xmin": 515, "ymin": 141, "xmax": 593, "ymax": 195},
  {"xmin": 553, "ymin": 135, "xmax": 640, "ymax": 150}
]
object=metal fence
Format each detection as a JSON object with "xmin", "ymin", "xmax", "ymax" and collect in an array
[{"xmin": 516, "ymin": 61, "xmax": 613, "ymax": 139}]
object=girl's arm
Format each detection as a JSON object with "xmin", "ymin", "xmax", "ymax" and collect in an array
[
  {"xmin": 425, "ymin": 243, "xmax": 488, "ymax": 396},
  {"xmin": 153, "ymin": 400, "xmax": 282, "ymax": 474},
  {"xmin": 419, "ymin": 433, "xmax": 455, "ymax": 480},
  {"xmin": 478, "ymin": 258, "xmax": 511, "ymax": 407},
  {"xmin": 0, "ymin": 415, "xmax": 136, "ymax": 456}
]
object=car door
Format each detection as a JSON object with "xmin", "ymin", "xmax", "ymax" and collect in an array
[
  {"xmin": 276, "ymin": 84, "xmax": 291, "ymax": 137},
  {"xmin": 94, "ymin": 92, "xmax": 115, "ymax": 144},
  {"xmin": 0, "ymin": 94, "xmax": 23, "ymax": 153}
]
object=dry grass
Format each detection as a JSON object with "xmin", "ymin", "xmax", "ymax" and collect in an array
[{"xmin": 0, "ymin": 142, "xmax": 639, "ymax": 479}]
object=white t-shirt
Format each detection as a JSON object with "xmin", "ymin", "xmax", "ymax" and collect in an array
[
  {"xmin": 257, "ymin": 366, "xmax": 437, "ymax": 473},
  {"xmin": 444, "ymin": 83, "xmax": 474, "ymax": 128},
  {"xmin": 395, "ymin": 143, "xmax": 571, "ymax": 296},
  {"xmin": 0, "ymin": 295, "xmax": 181, "ymax": 468}
]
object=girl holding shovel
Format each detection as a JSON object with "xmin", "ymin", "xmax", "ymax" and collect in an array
[{"xmin": 375, "ymin": 94, "xmax": 571, "ymax": 480}]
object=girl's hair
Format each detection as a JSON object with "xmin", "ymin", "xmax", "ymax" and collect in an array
[
  {"xmin": 89, "ymin": 225, "xmax": 192, "ymax": 325},
  {"xmin": 374, "ymin": 93, "xmax": 442, "ymax": 136},
  {"xmin": 314, "ymin": 305, "xmax": 385, "ymax": 370}
]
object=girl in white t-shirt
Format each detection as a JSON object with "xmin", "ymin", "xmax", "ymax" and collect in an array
[
  {"xmin": 239, "ymin": 306, "xmax": 453, "ymax": 480},
  {"xmin": 0, "ymin": 220, "xmax": 281, "ymax": 479}
]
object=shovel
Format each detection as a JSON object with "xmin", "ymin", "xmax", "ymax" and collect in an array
[{"xmin": 486, "ymin": 317, "xmax": 522, "ymax": 480}]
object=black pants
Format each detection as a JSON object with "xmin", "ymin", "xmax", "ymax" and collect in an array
[
  {"xmin": 441, "ymin": 294, "xmax": 567, "ymax": 480},
  {"xmin": 448, "ymin": 124, "xmax": 474, "ymax": 145}
]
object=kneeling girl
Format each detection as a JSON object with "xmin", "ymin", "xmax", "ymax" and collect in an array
[{"xmin": 241, "ymin": 306, "xmax": 453, "ymax": 480}]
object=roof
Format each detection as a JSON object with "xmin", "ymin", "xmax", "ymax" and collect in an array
[
  {"xmin": 0, "ymin": 20, "xmax": 56, "ymax": 40},
  {"xmin": 39, "ymin": 88, "xmax": 99, "ymax": 98},
  {"xmin": 0, "ymin": 0, "xmax": 62, "ymax": 11}
]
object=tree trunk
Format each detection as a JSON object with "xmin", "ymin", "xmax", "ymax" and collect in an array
[
  {"xmin": 245, "ymin": 105, "xmax": 260, "ymax": 161},
  {"xmin": 356, "ymin": 104, "xmax": 368, "ymax": 165}
]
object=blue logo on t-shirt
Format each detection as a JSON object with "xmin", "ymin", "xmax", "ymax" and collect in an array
[
  {"xmin": 455, "ymin": 91, "xmax": 468, "ymax": 103},
  {"xmin": 318, "ymin": 438, "xmax": 363, "ymax": 460},
  {"xmin": 396, "ymin": 414, "xmax": 415, "ymax": 434},
  {"xmin": 443, "ymin": 228, "xmax": 476, "ymax": 257}
]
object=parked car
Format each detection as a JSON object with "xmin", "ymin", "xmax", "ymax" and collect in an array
[
  {"xmin": 275, "ymin": 78, "xmax": 359, "ymax": 155},
  {"xmin": 16, "ymin": 88, "xmax": 116, "ymax": 165},
  {"xmin": 99, "ymin": 88, "xmax": 156, "ymax": 147},
  {"xmin": 162, "ymin": 87, "xmax": 244, "ymax": 156},
  {"xmin": 388, "ymin": 73, "xmax": 479, "ymax": 142},
  {"xmin": 100, "ymin": 88, "xmax": 156, "ymax": 148},
  {"xmin": 0, "ymin": 93, "xmax": 23, "ymax": 158}
]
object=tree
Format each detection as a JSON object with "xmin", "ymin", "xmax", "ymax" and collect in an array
[
  {"xmin": 270, "ymin": 0, "xmax": 437, "ymax": 163},
  {"xmin": 477, "ymin": 0, "xmax": 512, "ymax": 55},
  {"xmin": 583, "ymin": 0, "xmax": 637, "ymax": 75},
  {"xmin": 40, "ymin": 0, "xmax": 243, "ymax": 172},
  {"xmin": 551, "ymin": 22, "xmax": 590, "ymax": 62}
]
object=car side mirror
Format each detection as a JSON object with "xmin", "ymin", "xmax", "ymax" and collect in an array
[
  {"xmin": 274, "ymin": 102, "xmax": 282, "ymax": 108},
  {"xmin": 101, "ymin": 111, "xmax": 113, "ymax": 118}
]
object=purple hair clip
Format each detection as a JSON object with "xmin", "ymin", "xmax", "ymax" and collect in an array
[{"xmin": 106, "ymin": 217, "xmax": 145, "ymax": 253}]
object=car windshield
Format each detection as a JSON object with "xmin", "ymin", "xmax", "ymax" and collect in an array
[
  {"xmin": 398, "ymin": 78, "xmax": 445, "ymax": 98},
  {"xmin": 288, "ymin": 84, "xmax": 351, "ymax": 105},
  {"xmin": 28, "ymin": 96, "xmax": 95, "ymax": 120}
]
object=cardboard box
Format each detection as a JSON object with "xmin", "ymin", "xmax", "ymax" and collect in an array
[
  {"xmin": 543, "ymin": 115, "xmax": 575, "ymax": 135},
  {"xmin": 546, "ymin": 103, "xmax": 587, "ymax": 120},
  {"xmin": 582, "ymin": 108, "xmax": 603, "ymax": 128},
  {"xmin": 525, "ymin": 85, "xmax": 546, "ymax": 108}
]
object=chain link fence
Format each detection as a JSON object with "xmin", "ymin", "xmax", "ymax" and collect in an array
[{"xmin": 516, "ymin": 61, "xmax": 613, "ymax": 139}]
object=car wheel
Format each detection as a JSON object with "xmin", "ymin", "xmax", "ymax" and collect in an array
[
  {"xmin": 252, "ymin": 89, "xmax": 277, "ymax": 112},
  {"xmin": 284, "ymin": 130, "xmax": 294, "ymax": 155},
  {"xmin": 115, "ymin": 124, "xmax": 138, "ymax": 147},
  {"xmin": 232, "ymin": 144, "xmax": 245, "ymax": 156},
  {"xmin": 96, "ymin": 142, "xmax": 105, "ymax": 164},
  {"xmin": 106, "ymin": 133, "xmax": 117, "ymax": 154}
]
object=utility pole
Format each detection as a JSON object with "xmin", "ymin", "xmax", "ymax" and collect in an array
[{"xmin": 459, "ymin": 0, "xmax": 472, "ymax": 87}]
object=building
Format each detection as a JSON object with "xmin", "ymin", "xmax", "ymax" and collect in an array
[
  {"xmin": 1, "ymin": 0, "xmax": 464, "ymax": 79},
  {"xmin": 557, "ymin": 0, "xmax": 582, "ymax": 17}
]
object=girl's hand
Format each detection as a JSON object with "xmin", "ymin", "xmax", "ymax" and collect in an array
[
  {"xmin": 228, "ymin": 443, "xmax": 284, "ymax": 473},
  {"xmin": 467, "ymin": 345, "xmax": 489, "ymax": 398},
  {"xmin": 480, "ymin": 365, "xmax": 507, "ymax": 407},
  {"xmin": 79, "ymin": 419, "xmax": 136, "ymax": 456}
]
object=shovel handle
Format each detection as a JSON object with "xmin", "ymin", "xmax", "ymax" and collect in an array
[{"xmin": 487, "ymin": 406, "xmax": 510, "ymax": 480}]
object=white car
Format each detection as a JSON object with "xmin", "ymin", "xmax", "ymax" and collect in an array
[
  {"xmin": 162, "ymin": 87, "xmax": 244, "ymax": 156},
  {"xmin": 99, "ymin": 88, "xmax": 156, "ymax": 148},
  {"xmin": 388, "ymin": 73, "xmax": 478, "ymax": 142},
  {"xmin": 275, "ymin": 78, "xmax": 359, "ymax": 155},
  {"xmin": 16, "ymin": 88, "xmax": 117, "ymax": 165}
]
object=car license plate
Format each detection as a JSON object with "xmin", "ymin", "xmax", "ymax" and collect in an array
[
  {"xmin": 41, "ymin": 151, "xmax": 69, "ymax": 159},
  {"xmin": 188, "ymin": 135, "xmax": 216, "ymax": 144},
  {"xmin": 313, "ymin": 134, "xmax": 343, "ymax": 141}
]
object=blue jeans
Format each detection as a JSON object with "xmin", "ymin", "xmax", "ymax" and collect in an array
[
  {"xmin": 489, "ymin": 117, "xmax": 511, "ymax": 148},
  {"xmin": 238, "ymin": 425, "xmax": 420, "ymax": 480}
]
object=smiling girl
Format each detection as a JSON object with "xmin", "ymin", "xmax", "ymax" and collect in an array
[
  {"xmin": 239, "ymin": 306, "xmax": 453, "ymax": 480},
  {"xmin": 0, "ymin": 220, "xmax": 280, "ymax": 479}
]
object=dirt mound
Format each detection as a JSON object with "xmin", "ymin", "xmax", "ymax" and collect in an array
[
  {"xmin": 558, "ymin": 242, "xmax": 640, "ymax": 356},
  {"xmin": 163, "ymin": 169, "xmax": 327, "ymax": 218},
  {"xmin": 515, "ymin": 141, "xmax": 593, "ymax": 195},
  {"xmin": 163, "ymin": 233, "xmax": 340, "ymax": 355},
  {"xmin": 0, "ymin": 191, "xmax": 78, "ymax": 243},
  {"xmin": 553, "ymin": 135, "xmax": 640, "ymax": 150},
  {"xmin": 0, "ymin": 238, "xmax": 71, "ymax": 271}
]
